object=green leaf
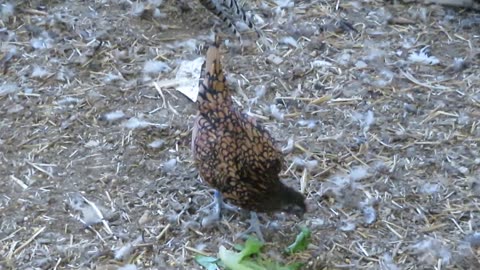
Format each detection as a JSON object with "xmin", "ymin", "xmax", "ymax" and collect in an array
[
  {"xmin": 262, "ymin": 258, "xmax": 304, "ymax": 270},
  {"xmin": 239, "ymin": 237, "xmax": 263, "ymax": 259},
  {"xmin": 219, "ymin": 246, "xmax": 262, "ymax": 270},
  {"xmin": 285, "ymin": 227, "xmax": 311, "ymax": 254},
  {"xmin": 233, "ymin": 243, "xmax": 244, "ymax": 252},
  {"xmin": 217, "ymin": 233, "xmax": 309, "ymax": 270},
  {"xmin": 218, "ymin": 237, "xmax": 265, "ymax": 270},
  {"xmin": 195, "ymin": 255, "xmax": 219, "ymax": 270},
  {"xmin": 281, "ymin": 262, "xmax": 304, "ymax": 270}
]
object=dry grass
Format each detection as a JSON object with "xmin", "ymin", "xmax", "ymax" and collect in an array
[{"xmin": 0, "ymin": 0, "xmax": 479, "ymax": 269}]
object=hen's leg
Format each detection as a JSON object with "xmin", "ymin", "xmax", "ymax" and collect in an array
[
  {"xmin": 201, "ymin": 190, "xmax": 238, "ymax": 227},
  {"xmin": 237, "ymin": 212, "xmax": 265, "ymax": 242}
]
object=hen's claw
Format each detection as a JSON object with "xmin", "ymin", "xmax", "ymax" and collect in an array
[
  {"xmin": 201, "ymin": 190, "xmax": 239, "ymax": 227},
  {"xmin": 237, "ymin": 212, "xmax": 265, "ymax": 242}
]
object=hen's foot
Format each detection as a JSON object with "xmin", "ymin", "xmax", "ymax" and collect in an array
[
  {"xmin": 201, "ymin": 190, "xmax": 238, "ymax": 227},
  {"xmin": 237, "ymin": 212, "xmax": 265, "ymax": 243}
]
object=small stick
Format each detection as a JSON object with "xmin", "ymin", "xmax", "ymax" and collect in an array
[
  {"xmin": 25, "ymin": 161, "xmax": 54, "ymax": 178},
  {"xmin": 80, "ymin": 195, "xmax": 113, "ymax": 235},
  {"xmin": 185, "ymin": 246, "xmax": 211, "ymax": 256},
  {"xmin": 10, "ymin": 175, "xmax": 28, "ymax": 189},
  {"xmin": 400, "ymin": 70, "xmax": 450, "ymax": 91},
  {"xmin": 13, "ymin": 227, "xmax": 46, "ymax": 255},
  {"xmin": 0, "ymin": 228, "xmax": 24, "ymax": 242},
  {"xmin": 152, "ymin": 81, "xmax": 167, "ymax": 108},
  {"xmin": 21, "ymin": 8, "xmax": 48, "ymax": 16},
  {"xmin": 156, "ymin": 224, "xmax": 171, "ymax": 241}
]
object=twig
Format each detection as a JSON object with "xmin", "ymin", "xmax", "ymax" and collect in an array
[
  {"xmin": 333, "ymin": 243, "xmax": 379, "ymax": 262},
  {"xmin": 25, "ymin": 161, "xmax": 54, "ymax": 178},
  {"xmin": 185, "ymin": 246, "xmax": 211, "ymax": 257},
  {"xmin": 13, "ymin": 227, "xmax": 45, "ymax": 256},
  {"xmin": 0, "ymin": 228, "xmax": 24, "ymax": 242},
  {"xmin": 152, "ymin": 81, "xmax": 167, "ymax": 108},
  {"xmin": 80, "ymin": 195, "xmax": 113, "ymax": 235},
  {"xmin": 400, "ymin": 70, "xmax": 450, "ymax": 91},
  {"xmin": 156, "ymin": 224, "xmax": 171, "ymax": 241},
  {"xmin": 10, "ymin": 175, "xmax": 28, "ymax": 189}
]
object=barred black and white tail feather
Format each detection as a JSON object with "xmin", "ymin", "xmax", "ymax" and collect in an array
[
  {"xmin": 199, "ymin": 0, "xmax": 268, "ymax": 46},
  {"xmin": 199, "ymin": 0, "xmax": 242, "ymax": 41}
]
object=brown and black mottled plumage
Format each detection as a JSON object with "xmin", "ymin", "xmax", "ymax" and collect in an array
[{"xmin": 192, "ymin": 41, "xmax": 306, "ymax": 215}]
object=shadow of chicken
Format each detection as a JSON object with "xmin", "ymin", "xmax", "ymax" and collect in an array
[{"xmin": 191, "ymin": 39, "xmax": 306, "ymax": 241}]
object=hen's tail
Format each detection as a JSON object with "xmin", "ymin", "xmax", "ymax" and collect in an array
[{"xmin": 197, "ymin": 37, "xmax": 232, "ymax": 114}]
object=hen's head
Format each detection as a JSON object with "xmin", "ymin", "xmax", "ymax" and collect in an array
[
  {"xmin": 260, "ymin": 183, "xmax": 306, "ymax": 217},
  {"xmin": 279, "ymin": 185, "xmax": 307, "ymax": 217},
  {"xmin": 280, "ymin": 188, "xmax": 307, "ymax": 217}
]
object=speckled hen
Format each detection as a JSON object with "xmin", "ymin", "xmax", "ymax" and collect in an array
[{"xmin": 191, "ymin": 39, "xmax": 306, "ymax": 240}]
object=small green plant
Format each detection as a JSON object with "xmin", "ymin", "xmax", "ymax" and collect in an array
[
  {"xmin": 285, "ymin": 227, "xmax": 311, "ymax": 254},
  {"xmin": 195, "ymin": 255, "xmax": 221, "ymax": 270},
  {"xmin": 195, "ymin": 227, "xmax": 311, "ymax": 270}
]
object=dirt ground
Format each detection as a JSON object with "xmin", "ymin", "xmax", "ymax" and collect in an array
[{"xmin": 1, "ymin": 0, "xmax": 479, "ymax": 269}]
